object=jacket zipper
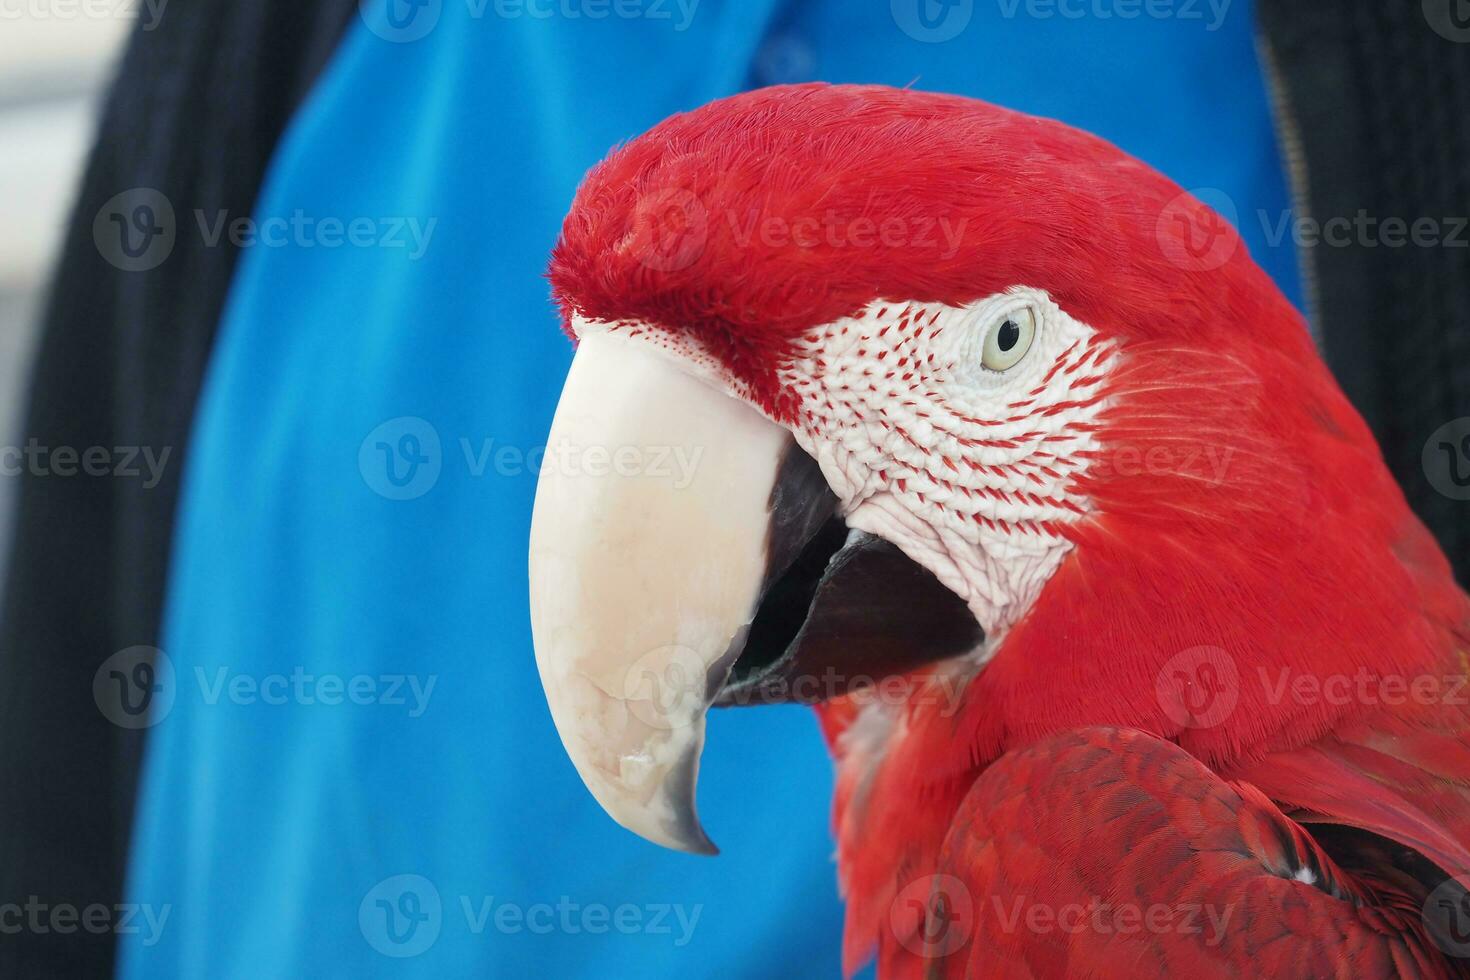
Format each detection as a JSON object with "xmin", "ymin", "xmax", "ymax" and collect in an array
[{"xmin": 1257, "ymin": 29, "xmax": 1324, "ymax": 349}]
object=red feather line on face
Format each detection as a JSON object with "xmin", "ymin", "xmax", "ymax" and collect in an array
[{"xmin": 549, "ymin": 83, "xmax": 1470, "ymax": 976}]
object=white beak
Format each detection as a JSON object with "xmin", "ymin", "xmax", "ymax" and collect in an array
[{"xmin": 528, "ymin": 330, "xmax": 791, "ymax": 854}]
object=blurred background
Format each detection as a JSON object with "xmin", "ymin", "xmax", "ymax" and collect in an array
[{"xmin": 0, "ymin": 15, "xmax": 127, "ymax": 549}]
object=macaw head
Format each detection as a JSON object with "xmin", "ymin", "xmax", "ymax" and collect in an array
[{"xmin": 529, "ymin": 82, "xmax": 1442, "ymax": 953}]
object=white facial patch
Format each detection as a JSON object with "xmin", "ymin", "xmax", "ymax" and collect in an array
[
  {"xmin": 778, "ymin": 287, "xmax": 1117, "ymax": 639},
  {"xmin": 572, "ymin": 287, "xmax": 1117, "ymax": 643}
]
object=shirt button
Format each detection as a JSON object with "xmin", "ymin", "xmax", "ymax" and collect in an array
[{"xmin": 753, "ymin": 33, "xmax": 816, "ymax": 86}]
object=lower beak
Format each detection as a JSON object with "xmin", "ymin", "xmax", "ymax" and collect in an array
[{"xmin": 529, "ymin": 331, "xmax": 982, "ymax": 854}]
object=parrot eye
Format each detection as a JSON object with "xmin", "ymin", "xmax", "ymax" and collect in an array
[{"xmin": 981, "ymin": 306, "xmax": 1037, "ymax": 372}]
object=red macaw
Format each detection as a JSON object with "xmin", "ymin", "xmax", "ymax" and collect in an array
[{"xmin": 527, "ymin": 83, "xmax": 1470, "ymax": 977}]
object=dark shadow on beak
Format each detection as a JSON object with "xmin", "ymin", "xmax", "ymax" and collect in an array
[{"xmin": 714, "ymin": 441, "xmax": 985, "ymax": 707}]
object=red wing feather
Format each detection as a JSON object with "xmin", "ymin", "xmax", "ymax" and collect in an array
[{"xmin": 886, "ymin": 728, "xmax": 1462, "ymax": 979}]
